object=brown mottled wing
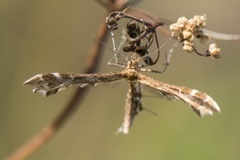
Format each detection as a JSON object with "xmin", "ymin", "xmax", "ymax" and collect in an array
[
  {"xmin": 116, "ymin": 82, "xmax": 142, "ymax": 134},
  {"xmin": 138, "ymin": 73, "xmax": 220, "ymax": 117},
  {"xmin": 23, "ymin": 72, "xmax": 123, "ymax": 97}
]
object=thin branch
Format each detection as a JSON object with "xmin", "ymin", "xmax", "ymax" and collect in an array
[{"xmin": 203, "ymin": 29, "xmax": 240, "ymax": 41}]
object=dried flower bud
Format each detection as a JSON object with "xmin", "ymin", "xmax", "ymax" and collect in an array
[
  {"xmin": 170, "ymin": 14, "xmax": 221, "ymax": 59},
  {"xmin": 177, "ymin": 17, "xmax": 188, "ymax": 26},
  {"xmin": 208, "ymin": 43, "xmax": 221, "ymax": 59},
  {"xmin": 193, "ymin": 15, "xmax": 207, "ymax": 27},
  {"xmin": 170, "ymin": 16, "xmax": 188, "ymax": 33},
  {"xmin": 170, "ymin": 15, "xmax": 207, "ymax": 43},
  {"xmin": 183, "ymin": 41, "xmax": 194, "ymax": 52},
  {"xmin": 170, "ymin": 23, "xmax": 181, "ymax": 32},
  {"xmin": 182, "ymin": 30, "xmax": 194, "ymax": 41}
]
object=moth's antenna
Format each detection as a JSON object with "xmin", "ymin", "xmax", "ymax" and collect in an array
[
  {"xmin": 138, "ymin": 36, "xmax": 179, "ymax": 74},
  {"xmin": 91, "ymin": 33, "xmax": 127, "ymax": 66},
  {"xmin": 148, "ymin": 35, "xmax": 174, "ymax": 57}
]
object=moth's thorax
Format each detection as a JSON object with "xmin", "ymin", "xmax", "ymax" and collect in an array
[
  {"xmin": 120, "ymin": 60, "xmax": 139, "ymax": 81},
  {"xmin": 126, "ymin": 59, "xmax": 139, "ymax": 70}
]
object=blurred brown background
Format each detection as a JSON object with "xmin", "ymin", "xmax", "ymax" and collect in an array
[{"xmin": 1, "ymin": 0, "xmax": 240, "ymax": 159}]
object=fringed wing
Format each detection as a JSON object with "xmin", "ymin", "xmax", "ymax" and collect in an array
[
  {"xmin": 138, "ymin": 73, "xmax": 220, "ymax": 117},
  {"xmin": 23, "ymin": 72, "xmax": 123, "ymax": 97}
]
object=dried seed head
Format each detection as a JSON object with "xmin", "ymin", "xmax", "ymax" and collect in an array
[
  {"xmin": 182, "ymin": 30, "xmax": 194, "ymax": 41},
  {"xmin": 208, "ymin": 43, "xmax": 221, "ymax": 59},
  {"xmin": 193, "ymin": 15, "xmax": 207, "ymax": 27},
  {"xmin": 170, "ymin": 15, "xmax": 207, "ymax": 42},
  {"xmin": 169, "ymin": 23, "xmax": 181, "ymax": 32},
  {"xmin": 183, "ymin": 41, "xmax": 194, "ymax": 52},
  {"xmin": 169, "ymin": 16, "xmax": 188, "ymax": 32},
  {"xmin": 177, "ymin": 16, "xmax": 188, "ymax": 27},
  {"xmin": 170, "ymin": 14, "xmax": 221, "ymax": 58}
]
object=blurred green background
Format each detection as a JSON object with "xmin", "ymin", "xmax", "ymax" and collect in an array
[{"xmin": 1, "ymin": 0, "xmax": 240, "ymax": 159}]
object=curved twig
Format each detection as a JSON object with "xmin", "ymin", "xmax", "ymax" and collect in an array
[{"xmin": 203, "ymin": 29, "xmax": 240, "ymax": 41}]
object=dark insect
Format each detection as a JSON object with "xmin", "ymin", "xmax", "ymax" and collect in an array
[{"xmin": 106, "ymin": 9, "xmax": 165, "ymax": 70}]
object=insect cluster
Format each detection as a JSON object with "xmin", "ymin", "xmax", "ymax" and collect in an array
[{"xmin": 24, "ymin": 8, "xmax": 221, "ymax": 134}]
